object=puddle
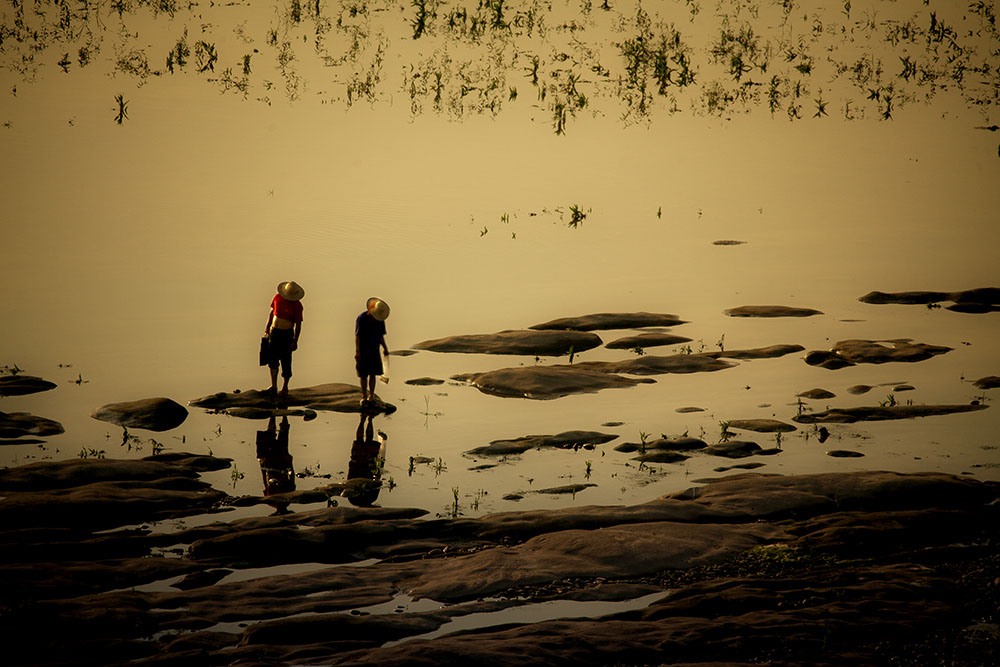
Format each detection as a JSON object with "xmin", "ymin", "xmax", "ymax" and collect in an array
[{"xmin": 382, "ymin": 590, "xmax": 670, "ymax": 648}]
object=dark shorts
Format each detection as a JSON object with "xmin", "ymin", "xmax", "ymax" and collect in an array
[
  {"xmin": 268, "ymin": 328, "xmax": 294, "ymax": 378},
  {"xmin": 356, "ymin": 349, "xmax": 383, "ymax": 378}
]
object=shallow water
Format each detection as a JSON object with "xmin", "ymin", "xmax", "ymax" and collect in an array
[{"xmin": 2, "ymin": 1, "xmax": 999, "ymax": 518}]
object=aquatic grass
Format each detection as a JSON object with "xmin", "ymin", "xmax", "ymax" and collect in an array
[{"xmin": 114, "ymin": 94, "xmax": 128, "ymax": 125}]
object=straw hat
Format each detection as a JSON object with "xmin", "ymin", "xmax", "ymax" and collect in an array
[
  {"xmin": 277, "ymin": 281, "xmax": 305, "ymax": 301},
  {"xmin": 366, "ymin": 297, "xmax": 390, "ymax": 321}
]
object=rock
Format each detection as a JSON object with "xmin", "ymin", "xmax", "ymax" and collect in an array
[
  {"xmin": 189, "ymin": 383, "xmax": 396, "ymax": 415},
  {"xmin": 713, "ymin": 462, "xmax": 767, "ymax": 472},
  {"xmin": 859, "ymin": 287, "xmax": 1000, "ymax": 307},
  {"xmin": 530, "ymin": 312, "xmax": 687, "ymax": 331},
  {"xmin": 466, "ymin": 431, "xmax": 619, "ymax": 456},
  {"xmin": 452, "ymin": 366, "xmax": 655, "ymax": 400},
  {"xmin": 632, "ymin": 451, "xmax": 690, "ymax": 463},
  {"xmin": 575, "ymin": 354, "xmax": 737, "ymax": 376},
  {"xmin": 827, "ymin": 450, "xmax": 865, "ymax": 458},
  {"xmin": 172, "ymin": 568, "xmax": 233, "ymax": 590},
  {"xmin": 502, "ymin": 493, "xmax": 524, "ymax": 501},
  {"xmin": 804, "ymin": 339, "xmax": 952, "ymax": 369},
  {"xmin": 615, "ymin": 437, "xmax": 707, "ymax": 454},
  {"xmin": 141, "ymin": 452, "xmax": 234, "ymax": 472},
  {"xmin": 405, "ymin": 377, "xmax": 445, "ymax": 386},
  {"xmin": 793, "ymin": 404, "xmax": 989, "ymax": 424},
  {"xmin": 973, "ymin": 376, "xmax": 1000, "ymax": 389},
  {"xmin": 0, "ymin": 411, "xmax": 64, "ymax": 439},
  {"xmin": 847, "ymin": 384, "xmax": 873, "ymax": 395},
  {"xmin": 712, "ymin": 239, "xmax": 746, "ymax": 245},
  {"xmin": 413, "ymin": 330, "xmax": 602, "ymax": 356},
  {"xmin": 604, "ymin": 332, "xmax": 692, "ymax": 350},
  {"xmin": 703, "ymin": 440, "xmax": 763, "ymax": 458},
  {"xmin": 533, "ymin": 483, "xmax": 597, "ymax": 495},
  {"xmin": 706, "ymin": 344, "xmax": 805, "ymax": 360},
  {"xmin": 91, "ymin": 397, "xmax": 188, "ymax": 431},
  {"xmin": 675, "ymin": 406, "xmax": 704, "ymax": 413},
  {"xmin": 797, "ymin": 388, "xmax": 836, "ymax": 399},
  {"xmin": 726, "ymin": 419, "xmax": 797, "ymax": 433},
  {"xmin": 724, "ymin": 305, "xmax": 823, "ymax": 318},
  {"xmin": 893, "ymin": 384, "xmax": 915, "ymax": 392},
  {"xmin": 0, "ymin": 375, "xmax": 57, "ymax": 397}
]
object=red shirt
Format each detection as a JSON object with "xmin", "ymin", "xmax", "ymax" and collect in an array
[{"xmin": 271, "ymin": 295, "xmax": 303, "ymax": 323}]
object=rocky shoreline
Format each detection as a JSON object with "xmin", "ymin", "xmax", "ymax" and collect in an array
[{"xmin": 1, "ymin": 458, "xmax": 997, "ymax": 666}]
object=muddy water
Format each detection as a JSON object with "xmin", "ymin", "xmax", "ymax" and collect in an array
[{"xmin": 2, "ymin": 1, "xmax": 999, "ymax": 518}]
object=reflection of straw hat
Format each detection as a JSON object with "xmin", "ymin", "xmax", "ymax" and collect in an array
[
  {"xmin": 366, "ymin": 297, "xmax": 390, "ymax": 321},
  {"xmin": 277, "ymin": 281, "xmax": 305, "ymax": 301}
]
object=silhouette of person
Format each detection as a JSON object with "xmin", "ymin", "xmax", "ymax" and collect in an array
[
  {"xmin": 343, "ymin": 411, "xmax": 386, "ymax": 507},
  {"xmin": 256, "ymin": 415, "xmax": 295, "ymax": 506},
  {"xmin": 265, "ymin": 281, "xmax": 304, "ymax": 399},
  {"xmin": 355, "ymin": 297, "xmax": 389, "ymax": 407}
]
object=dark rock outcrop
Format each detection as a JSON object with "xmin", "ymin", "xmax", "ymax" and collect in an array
[
  {"xmin": 793, "ymin": 403, "xmax": 989, "ymax": 424},
  {"xmin": 724, "ymin": 305, "xmax": 823, "ymax": 317},
  {"xmin": 0, "ymin": 411, "xmax": 64, "ymax": 439},
  {"xmin": 604, "ymin": 332, "xmax": 692, "ymax": 350},
  {"xmin": 804, "ymin": 339, "xmax": 952, "ymax": 369},
  {"xmin": 91, "ymin": 397, "xmax": 188, "ymax": 431},
  {"xmin": 530, "ymin": 312, "xmax": 687, "ymax": 331},
  {"xmin": 452, "ymin": 366, "xmax": 655, "ymax": 399},
  {"xmin": 413, "ymin": 330, "xmax": 602, "ymax": 356},
  {"xmin": 466, "ymin": 431, "xmax": 618, "ymax": 456},
  {"xmin": 0, "ymin": 374, "xmax": 57, "ymax": 396},
  {"xmin": 190, "ymin": 383, "xmax": 396, "ymax": 415}
]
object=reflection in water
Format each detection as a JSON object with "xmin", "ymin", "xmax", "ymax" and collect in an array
[
  {"xmin": 256, "ymin": 415, "xmax": 295, "ymax": 511},
  {"xmin": 2, "ymin": 2, "xmax": 997, "ymax": 133},
  {"xmin": 343, "ymin": 411, "xmax": 387, "ymax": 508}
]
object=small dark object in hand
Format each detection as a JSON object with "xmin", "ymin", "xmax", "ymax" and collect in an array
[{"xmin": 259, "ymin": 336, "xmax": 269, "ymax": 366}]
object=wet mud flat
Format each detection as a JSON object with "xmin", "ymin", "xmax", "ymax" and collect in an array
[{"xmin": 1, "ymin": 457, "xmax": 999, "ymax": 666}]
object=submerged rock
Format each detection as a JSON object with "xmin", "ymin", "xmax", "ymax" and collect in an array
[
  {"xmin": 604, "ymin": 332, "xmax": 692, "ymax": 350},
  {"xmin": 973, "ymin": 376, "xmax": 1000, "ymax": 389},
  {"xmin": 530, "ymin": 312, "xmax": 687, "ymax": 331},
  {"xmin": 827, "ymin": 449, "xmax": 865, "ymax": 458},
  {"xmin": 189, "ymin": 383, "xmax": 396, "ymax": 415},
  {"xmin": 793, "ymin": 403, "xmax": 989, "ymax": 424},
  {"xmin": 575, "ymin": 354, "xmax": 737, "ymax": 376},
  {"xmin": 533, "ymin": 483, "xmax": 597, "ymax": 495},
  {"xmin": 0, "ymin": 411, "xmax": 64, "ymax": 439},
  {"xmin": 804, "ymin": 339, "xmax": 952, "ymax": 369},
  {"xmin": 724, "ymin": 305, "xmax": 823, "ymax": 318},
  {"xmin": 405, "ymin": 377, "xmax": 446, "ymax": 386},
  {"xmin": 413, "ymin": 330, "xmax": 602, "ymax": 356},
  {"xmin": 91, "ymin": 397, "xmax": 188, "ymax": 431},
  {"xmin": 703, "ymin": 440, "xmax": 763, "ymax": 458},
  {"xmin": 859, "ymin": 287, "xmax": 1000, "ymax": 308},
  {"xmin": 466, "ymin": 431, "xmax": 618, "ymax": 456},
  {"xmin": 452, "ymin": 366, "xmax": 655, "ymax": 400},
  {"xmin": 0, "ymin": 375, "xmax": 57, "ymax": 397},
  {"xmin": 706, "ymin": 344, "xmax": 805, "ymax": 360},
  {"xmin": 727, "ymin": 419, "xmax": 797, "ymax": 433},
  {"xmin": 846, "ymin": 384, "xmax": 873, "ymax": 395},
  {"xmin": 614, "ymin": 437, "xmax": 707, "ymax": 454},
  {"xmin": 797, "ymin": 388, "xmax": 836, "ymax": 399}
]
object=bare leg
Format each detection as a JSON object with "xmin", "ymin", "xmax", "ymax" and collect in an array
[
  {"xmin": 269, "ymin": 367, "xmax": 278, "ymax": 392},
  {"xmin": 359, "ymin": 376, "xmax": 368, "ymax": 402},
  {"xmin": 367, "ymin": 376, "xmax": 377, "ymax": 403}
]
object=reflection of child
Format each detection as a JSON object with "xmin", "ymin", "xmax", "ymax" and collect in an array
[
  {"xmin": 256, "ymin": 415, "xmax": 295, "ymax": 497},
  {"xmin": 345, "ymin": 412, "xmax": 386, "ymax": 507},
  {"xmin": 355, "ymin": 297, "xmax": 389, "ymax": 406}
]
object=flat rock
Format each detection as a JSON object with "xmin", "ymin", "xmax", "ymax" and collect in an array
[
  {"xmin": 412, "ymin": 330, "xmax": 602, "ymax": 356},
  {"xmin": 604, "ymin": 332, "xmax": 692, "ymax": 350},
  {"xmin": 189, "ymin": 383, "xmax": 396, "ymax": 415},
  {"xmin": 533, "ymin": 483, "xmax": 597, "ymax": 495},
  {"xmin": 859, "ymin": 287, "xmax": 1000, "ymax": 307},
  {"xmin": 530, "ymin": 312, "xmax": 687, "ymax": 331},
  {"xmin": 793, "ymin": 403, "xmax": 989, "ymax": 424},
  {"xmin": 614, "ymin": 437, "xmax": 707, "ymax": 454},
  {"xmin": 575, "ymin": 354, "xmax": 736, "ymax": 376},
  {"xmin": 675, "ymin": 406, "xmax": 705, "ymax": 413},
  {"xmin": 452, "ymin": 366, "xmax": 655, "ymax": 400},
  {"xmin": 405, "ymin": 377, "xmax": 445, "ymax": 386},
  {"xmin": 703, "ymin": 440, "xmax": 763, "ymax": 458},
  {"xmin": 827, "ymin": 449, "xmax": 865, "ymax": 458},
  {"xmin": 804, "ymin": 339, "xmax": 952, "ymax": 369},
  {"xmin": 0, "ymin": 375, "xmax": 57, "ymax": 397},
  {"xmin": 724, "ymin": 305, "xmax": 823, "ymax": 318},
  {"xmin": 0, "ymin": 454, "xmax": 227, "ymax": 492},
  {"xmin": 847, "ymin": 384, "xmax": 873, "ymax": 395},
  {"xmin": 91, "ymin": 397, "xmax": 188, "ymax": 431},
  {"xmin": 727, "ymin": 419, "xmax": 797, "ymax": 433},
  {"xmin": 706, "ymin": 344, "xmax": 805, "ymax": 360},
  {"xmin": 973, "ymin": 376, "xmax": 1000, "ymax": 389},
  {"xmin": 0, "ymin": 411, "xmax": 64, "ymax": 439},
  {"xmin": 632, "ymin": 451, "xmax": 690, "ymax": 463},
  {"xmin": 797, "ymin": 388, "xmax": 836, "ymax": 399},
  {"xmin": 466, "ymin": 431, "xmax": 619, "ymax": 456}
]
